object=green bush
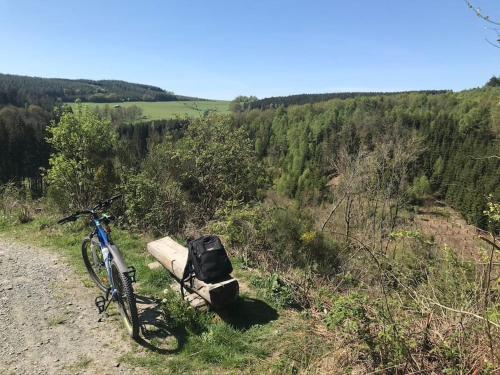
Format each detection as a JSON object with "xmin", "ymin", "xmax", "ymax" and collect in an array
[
  {"xmin": 121, "ymin": 114, "xmax": 265, "ymax": 230},
  {"xmin": 170, "ymin": 114, "xmax": 265, "ymax": 217},
  {"xmin": 215, "ymin": 204, "xmax": 340, "ymax": 276},
  {"xmin": 325, "ymin": 293, "xmax": 369, "ymax": 332},
  {"xmin": 250, "ymin": 273, "xmax": 296, "ymax": 308},
  {"xmin": 46, "ymin": 104, "xmax": 118, "ymax": 210},
  {"xmin": 161, "ymin": 289, "xmax": 210, "ymax": 333},
  {"xmin": 123, "ymin": 172, "xmax": 187, "ymax": 235},
  {"xmin": 408, "ymin": 175, "xmax": 431, "ymax": 204}
]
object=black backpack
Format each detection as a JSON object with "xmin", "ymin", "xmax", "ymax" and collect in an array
[{"xmin": 181, "ymin": 235, "xmax": 233, "ymax": 294}]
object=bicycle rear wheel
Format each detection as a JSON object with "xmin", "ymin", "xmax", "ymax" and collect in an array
[
  {"xmin": 111, "ymin": 260, "xmax": 139, "ymax": 339},
  {"xmin": 82, "ymin": 238, "xmax": 109, "ymax": 292}
]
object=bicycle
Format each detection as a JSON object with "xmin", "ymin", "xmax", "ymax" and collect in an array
[{"xmin": 57, "ymin": 195, "xmax": 140, "ymax": 339}]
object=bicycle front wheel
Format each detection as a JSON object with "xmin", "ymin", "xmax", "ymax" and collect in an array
[
  {"xmin": 82, "ymin": 238, "xmax": 109, "ymax": 293},
  {"xmin": 111, "ymin": 260, "xmax": 139, "ymax": 339}
]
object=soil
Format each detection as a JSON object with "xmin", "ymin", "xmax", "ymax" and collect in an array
[
  {"xmin": 0, "ymin": 239, "xmax": 147, "ymax": 375},
  {"xmin": 414, "ymin": 205, "xmax": 499, "ymax": 263}
]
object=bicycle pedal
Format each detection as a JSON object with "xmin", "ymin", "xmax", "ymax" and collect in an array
[
  {"xmin": 98, "ymin": 312, "xmax": 109, "ymax": 322},
  {"xmin": 95, "ymin": 295, "xmax": 106, "ymax": 313},
  {"xmin": 126, "ymin": 266, "xmax": 137, "ymax": 283}
]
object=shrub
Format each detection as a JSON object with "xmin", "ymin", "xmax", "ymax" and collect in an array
[
  {"xmin": 123, "ymin": 172, "xmax": 187, "ymax": 235},
  {"xmin": 16, "ymin": 205, "xmax": 33, "ymax": 224},
  {"xmin": 121, "ymin": 114, "xmax": 265, "ymax": 230},
  {"xmin": 250, "ymin": 273, "xmax": 297, "ymax": 308},
  {"xmin": 215, "ymin": 204, "xmax": 341, "ymax": 276},
  {"xmin": 0, "ymin": 182, "xmax": 32, "ymax": 224},
  {"xmin": 161, "ymin": 289, "xmax": 210, "ymax": 333},
  {"xmin": 408, "ymin": 175, "xmax": 431, "ymax": 204},
  {"xmin": 325, "ymin": 293, "xmax": 369, "ymax": 332},
  {"xmin": 0, "ymin": 182, "xmax": 21, "ymax": 216}
]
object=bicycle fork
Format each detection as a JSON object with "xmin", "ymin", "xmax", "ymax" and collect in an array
[{"xmin": 94, "ymin": 247, "xmax": 115, "ymax": 316}]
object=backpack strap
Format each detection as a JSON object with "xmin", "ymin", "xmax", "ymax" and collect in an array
[
  {"xmin": 180, "ymin": 270, "xmax": 193, "ymax": 299},
  {"xmin": 180, "ymin": 241, "xmax": 194, "ymax": 298}
]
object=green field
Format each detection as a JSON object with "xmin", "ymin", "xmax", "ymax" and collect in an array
[{"xmin": 71, "ymin": 100, "xmax": 230, "ymax": 120}]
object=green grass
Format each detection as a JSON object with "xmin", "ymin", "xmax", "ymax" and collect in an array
[{"xmin": 69, "ymin": 100, "xmax": 230, "ymax": 120}]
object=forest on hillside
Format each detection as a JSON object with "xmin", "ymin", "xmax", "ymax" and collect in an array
[
  {"xmin": 0, "ymin": 78, "xmax": 499, "ymax": 373},
  {"xmin": 246, "ymin": 90, "xmax": 450, "ymax": 110},
  {"xmin": 0, "ymin": 73, "xmax": 184, "ymax": 109},
  {"xmin": 237, "ymin": 87, "xmax": 500, "ymax": 228}
]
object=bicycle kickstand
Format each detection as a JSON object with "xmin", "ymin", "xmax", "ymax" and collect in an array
[{"xmin": 95, "ymin": 290, "xmax": 112, "ymax": 320}]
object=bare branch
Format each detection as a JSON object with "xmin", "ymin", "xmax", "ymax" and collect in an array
[
  {"xmin": 465, "ymin": 0, "xmax": 500, "ymax": 25},
  {"xmin": 469, "ymin": 155, "xmax": 500, "ymax": 160},
  {"xmin": 426, "ymin": 299, "xmax": 500, "ymax": 329},
  {"xmin": 321, "ymin": 194, "xmax": 346, "ymax": 231},
  {"xmin": 479, "ymin": 235, "xmax": 500, "ymax": 250},
  {"xmin": 485, "ymin": 37, "xmax": 500, "ymax": 48}
]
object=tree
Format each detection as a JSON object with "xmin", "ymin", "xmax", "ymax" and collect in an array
[
  {"xmin": 465, "ymin": 0, "xmax": 499, "ymax": 48},
  {"xmin": 485, "ymin": 76, "xmax": 500, "ymax": 87},
  {"xmin": 46, "ymin": 104, "xmax": 118, "ymax": 210},
  {"xmin": 229, "ymin": 96, "xmax": 258, "ymax": 112},
  {"xmin": 409, "ymin": 175, "xmax": 431, "ymax": 203}
]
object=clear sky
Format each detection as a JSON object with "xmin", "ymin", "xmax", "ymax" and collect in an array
[{"xmin": 0, "ymin": 0, "xmax": 498, "ymax": 100}]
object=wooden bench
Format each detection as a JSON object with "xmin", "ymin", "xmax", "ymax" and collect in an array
[{"xmin": 147, "ymin": 236, "xmax": 239, "ymax": 309}]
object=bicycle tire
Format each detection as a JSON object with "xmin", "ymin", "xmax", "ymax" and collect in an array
[
  {"xmin": 111, "ymin": 260, "xmax": 139, "ymax": 339},
  {"xmin": 82, "ymin": 238, "xmax": 109, "ymax": 293}
]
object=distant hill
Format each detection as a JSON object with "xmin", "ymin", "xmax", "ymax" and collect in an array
[
  {"xmin": 247, "ymin": 90, "xmax": 451, "ymax": 109},
  {"xmin": 0, "ymin": 73, "xmax": 196, "ymax": 109}
]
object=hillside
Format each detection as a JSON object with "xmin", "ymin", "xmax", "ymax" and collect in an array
[
  {"xmin": 0, "ymin": 73, "xmax": 194, "ymax": 109},
  {"xmin": 247, "ymin": 89, "xmax": 451, "ymax": 109},
  {"xmin": 1, "ymin": 81, "xmax": 499, "ymax": 373},
  {"xmin": 238, "ymin": 87, "xmax": 500, "ymax": 228}
]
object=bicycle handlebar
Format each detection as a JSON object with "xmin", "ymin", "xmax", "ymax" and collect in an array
[
  {"xmin": 57, "ymin": 214, "xmax": 77, "ymax": 224},
  {"xmin": 93, "ymin": 194, "xmax": 122, "ymax": 210},
  {"xmin": 57, "ymin": 195, "xmax": 122, "ymax": 225}
]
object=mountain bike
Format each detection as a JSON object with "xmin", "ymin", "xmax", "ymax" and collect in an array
[{"xmin": 57, "ymin": 195, "xmax": 139, "ymax": 339}]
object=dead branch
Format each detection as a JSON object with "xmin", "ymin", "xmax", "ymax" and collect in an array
[
  {"xmin": 465, "ymin": 0, "xmax": 500, "ymax": 25},
  {"xmin": 425, "ymin": 299, "xmax": 500, "ymax": 329}
]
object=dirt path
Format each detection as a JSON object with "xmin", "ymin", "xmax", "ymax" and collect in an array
[{"xmin": 0, "ymin": 239, "xmax": 144, "ymax": 375}]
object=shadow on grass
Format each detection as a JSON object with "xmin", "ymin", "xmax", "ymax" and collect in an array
[
  {"xmin": 215, "ymin": 296, "xmax": 279, "ymax": 331},
  {"xmin": 134, "ymin": 294, "xmax": 278, "ymax": 354},
  {"xmin": 135, "ymin": 294, "xmax": 187, "ymax": 354}
]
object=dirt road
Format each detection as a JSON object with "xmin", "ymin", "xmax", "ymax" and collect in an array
[{"xmin": 0, "ymin": 239, "xmax": 141, "ymax": 375}]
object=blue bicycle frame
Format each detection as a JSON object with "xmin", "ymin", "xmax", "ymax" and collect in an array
[{"xmin": 93, "ymin": 218, "xmax": 117, "ymax": 297}]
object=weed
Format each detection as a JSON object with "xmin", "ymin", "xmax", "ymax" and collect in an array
[
  {"xmin": 17, "ymin": 205, "xmax": 33, "ymax": 224},
  {"xmin": 68, "ymin": 355, "xmax": 92, "ymax": 371},
  {"xmin": 250, "ymin": 273, "xmax": 296, "ymax": 308},
  {"xmin": 48, "ymin": 315, "xmax": 67, "ymax": 326},
  {"xmin": 161, "ymin": 288, "xmax": 210, "ymax": 333}
]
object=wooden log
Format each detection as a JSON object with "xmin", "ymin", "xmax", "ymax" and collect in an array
[{"xmin": 147, "ymin": 236, "xmax": 239, "ymax": 308}]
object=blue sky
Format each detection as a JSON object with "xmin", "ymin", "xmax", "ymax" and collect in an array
[{"xmin": 0, "ymin": 0, "xmax": 498, "ymax": 99}]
